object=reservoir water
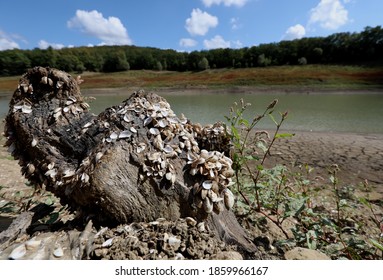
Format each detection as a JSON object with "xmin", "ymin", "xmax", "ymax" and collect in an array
[{"xmin": 1, "ymin": 91, "xmax": 383, "ymax": 134}]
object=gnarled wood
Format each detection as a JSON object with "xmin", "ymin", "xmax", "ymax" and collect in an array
[{"xmin": 4, "ymin": 66, "xmax": 256, "ymax": 254}]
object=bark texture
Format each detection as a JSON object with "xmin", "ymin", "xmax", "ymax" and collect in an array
[{"xmin": 4, "ymin": 66, "xmax": 256, "ymax": 253}]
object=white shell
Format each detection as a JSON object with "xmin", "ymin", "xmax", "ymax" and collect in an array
[
  {"xmin": 200, "ymin": 189, "xmax": 208, "ymax": 200},
  {"xmin": 20, "ymin": 84, "xmax": 28, "ymax": 93},
  {"xmin": 102, "ymin": 238, "xmax": 114, "ymax": 248},
  {"xmin": 197, "ymin": 222, "xmax": 206, "ymax": 232},
  {"xmin": 203, "ymin": 198, "xmax": 213, "ymax": 213},
  {"xmin": 224, "ymin": 189, "xmax": 235, "ymax": 209},
  {"xmin": 136, "ymin": 143, "xmax": 146, "ymax": 153},
  {"xmin": 157, "ymin": 119, "xmax": 168, "ymax": 128},
  {"xmin": 45, "ymin": 169, "xmax": 57, "ymax": 178},
  {"xmin": 25, "ymin": 239, "xmax": 41, "ymax": 250},
  {"xmin": 123, "ymin": 114, "xmax": 132, "ymax": 123},
  {"xmin": 143, "ymin": 117, "xmax": 152, "ymax": 126},
  {"xmin": 185, "ymin": 217, "xmax": 197, "ymax": 227},
  {"xmin": 41, "ymin": 76, "xmax": 48, "ymax": 84},
  {"xmin": 149, "ymin": 127, "xmax": 160, "ymax": 135},
  {"xmin": 168, "ymin": 236, "xmax": 181, "ymax": 247},
  {"xmin": 48, "ymin": 162, "xmax": 55, "ymax": 170},
  {"xmin": 22, "ymin": 105, "xmax": 32, "ymax": 114},
  {"xmin": 27, "ymin": 163, "xmax": 35, "ymax": 174},
  {"xmin": 110, "ymin": 132, "xmax": 118, "ymax": 140},
  {"xmin": 119, "ymin": 130, "xmax": 132, "ymax": 139},
  {"xmin": 153, "ymin": 134, "xmax": 163, "ymax": 150},
  {"xmin": 163, "ymin": 145, "xmax": 173, "ymax": 154},
  {"xmin": 95, "ymin": 152, "xmax": 103, "ymax": 162},
  {"xmin": 81, "ymin": 173, "xmax": 90, "ymax": 183},
  {"xmin": 189, "ymin": 168, "xmax": 198, "ymax": 176},
  {"xmin": 117, "ymin": 108, "xmax": 127, "ymax": 115},
  {"xmin": 63, "ymin": 169, "xmax": 75, "ymax": 178},
  {"xmin": 53, "ymin": 246, "xmax": 64, "ymax": 258},
  {"xmin": 202, "ymin": 180, "xmax": 212, "ymax": 190},
  {"xmin": 56, "ymin": 80, "xmax": 64, "ymax": 88},
  {"xmin": 130, "ymin": 127, "xmax": 137, "ymax": 133},
  {"xmin": 31, "ymin": 138, "xmax": 38, "ymax": 147},
  {"xmin": 83, "ymin": 122, "xmax": 92, "ymax": 128},
  {"xmin": 9, "ymin": 244, "xmax": 26, "ymax": 260},
  {"xmin": 28, "ymin": 84, "xmax": 33, "ymax": 93},
  {"xmin": 200, "ymin": 149, "xmax": 210, "ymax": 159},
  {"xmin": 165, "ymin": 172, "xmax": 173, "ymax": 181},
  {"xmin": 171, "ymin": 173, "xmax": 176, "ymax": 184},
  {"xmin": 208, "ymin": 190, "xmax": 218, "ymax": 202}
]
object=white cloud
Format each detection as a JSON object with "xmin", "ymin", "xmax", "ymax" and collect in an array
[
  {"xmin": 179, "ymin": 38, "xmax": 198, "ymax": 48},
  {"xmin": 38, "ymin": 40, "xmax": 65, "ymax": 50},
  {"xmin": 230, "ymin": 17, "xmax": 241, "ymax": 30},
  {"xmin": 0, "ymin": 30, "xmax": 20, "ymax": 50},
  {"xmin": 309, "ymin": 0, "xmax": 350, "ymax": 30},
  {"xmin": 283, "ymin": 24, "xmax": 306, "ymax": 40},
  {"xmin": 232, "ymin": 40, "xmax": 243, "ymax": 48},
  {"xmin": 185, "ymin": 9, "xmax": 218, "ymax": 36},
  {"xmin": 203, "ymin": 35, "xmax": 231, "ymax": 49},
  {"xmin": 202, "ymin": 0, "xmax": 249, "ymax": 7},
  {"xmin": 67, "ymin": 10, "xmax": 132, "ymax": 45}
]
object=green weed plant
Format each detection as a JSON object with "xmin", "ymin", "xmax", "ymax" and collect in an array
[{"xmin": 224, "ymin": 98, "xmax": 383, "ymax": 259}]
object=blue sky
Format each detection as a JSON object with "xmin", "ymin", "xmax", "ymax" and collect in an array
[{"xmin": 0, "ymin": 0, "xmax": 382, "ymax": 51}]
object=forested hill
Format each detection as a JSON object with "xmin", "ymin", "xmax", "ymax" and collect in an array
[{"xmin": 0, "ymin": 26, "xmax": 382, "ymax": 76}]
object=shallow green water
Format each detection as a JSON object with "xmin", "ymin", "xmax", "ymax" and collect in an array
[
  {"xmin": 87, "ymin": 92, "xmax": 383, "ymax": 134},
  {"xmin": 1, "ymin": 92, "xmax": 383, "ymax": 134}
]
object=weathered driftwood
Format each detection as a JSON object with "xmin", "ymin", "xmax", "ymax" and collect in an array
[{"xmin": 4, "ymin": 66, "xmax": 256, "ymax": 254}]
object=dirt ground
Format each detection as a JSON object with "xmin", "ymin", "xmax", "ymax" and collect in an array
[{"xmin": 267, "ymin": 130, "xmax": 383, "ymax": 186}]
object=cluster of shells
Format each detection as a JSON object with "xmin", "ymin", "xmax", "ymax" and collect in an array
[
  {"xmin": 189, "ymin": 150, "xmax": 235, "ymax": 214},
  {"xmin": 1, "ymin": 216, "xmax": 241, "ymax": 260},
  {"xmin": 80, "ymin": 91, "xmax": 235, "ymax": 215},
  {"xmin": 6, "ymin": 70, "xmax": 90, "ymax": 192},
  {"xmin": 91, "ymin": 217, "xmax": 240, "ymax": 260}
]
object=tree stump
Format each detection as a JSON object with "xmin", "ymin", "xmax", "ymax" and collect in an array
[{"xmin": 4, "ymin": 66, "xmax": 256, "ymax": 255}]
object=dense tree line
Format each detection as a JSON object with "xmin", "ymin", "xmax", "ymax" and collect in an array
[{"xmin": 0, "ymin": 26, "xmax": 382, "ymax": 76}]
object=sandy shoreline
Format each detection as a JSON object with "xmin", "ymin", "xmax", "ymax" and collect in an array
[{"xmin": 267, "ymin": 130, "xmax": 383, "ymax": 187}]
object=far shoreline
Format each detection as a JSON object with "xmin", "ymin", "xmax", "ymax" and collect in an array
[{"xmin": 80, "ymin": 85, "xmax": 383, "ymax": 97}]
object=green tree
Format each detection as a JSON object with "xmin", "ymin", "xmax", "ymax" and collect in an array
[
  {"xmin": 0, "ymin": 49, "xmax": 31, "ymax": 76},
  {"xmin": 311, "ymin": 47, "xmax": 323, "ymax": 63},
  {"xmin": 102, "ymin": 50, "xmax": 130, "ymax": 72},
  {"xmin": 257, "ymin": 54, "xmax": 271, "ymax": 67},
  {"xmin": 198, "ymin": 57, "xmax": 210, "ymax": 70},
  {"xmin": 27, "ymin": 47, "xmax": 57, "ymax": 68},
  {"xmin": 154, "ymin": 61, "xmax": 163, "ymax": 71},
  {"xmin": 56, "ymin": 54, "xmax": 84, "ymax": 73},
  {"xmin": 298, "ymin": 57, "xmax": 307, "ymax": 65}
]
